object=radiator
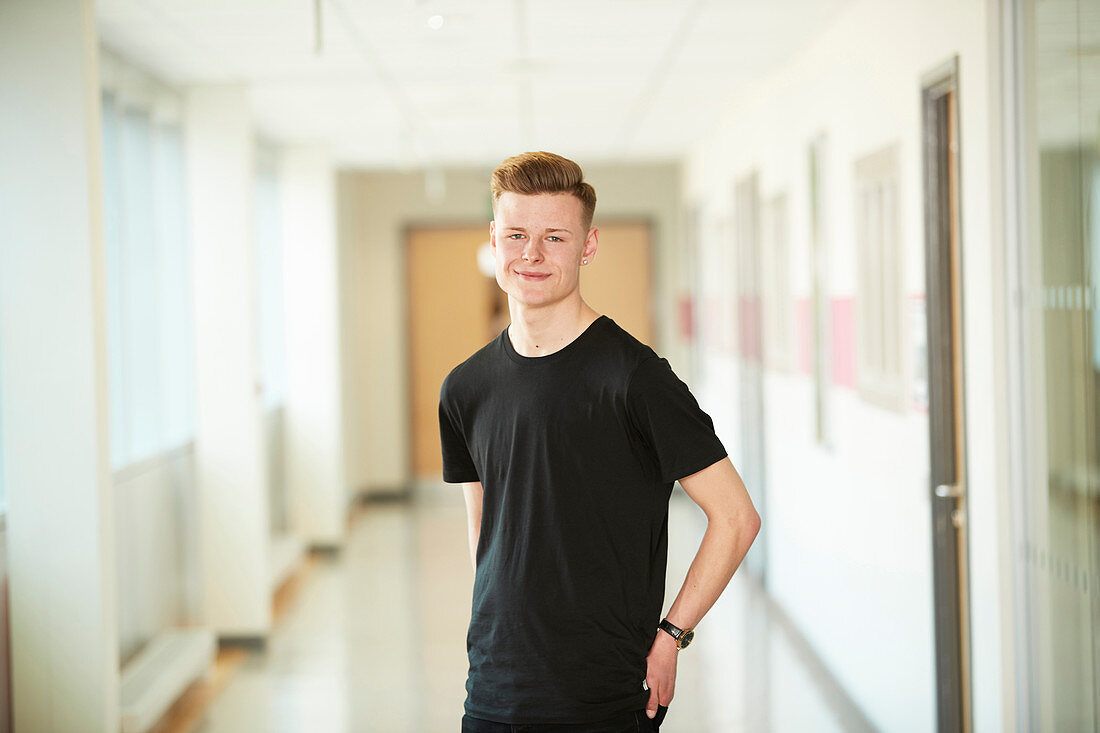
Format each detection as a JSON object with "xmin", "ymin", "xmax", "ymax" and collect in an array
[{"xmin": 120, "ymin": 628, "xmax": 216, "ymax": 733}]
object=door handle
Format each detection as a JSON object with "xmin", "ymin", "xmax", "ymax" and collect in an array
[{"xmin": 934, "ymin": 483, "xmax": 961, "ymax": 499}]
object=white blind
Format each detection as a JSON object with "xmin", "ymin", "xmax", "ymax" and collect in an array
[{"xmin": 101, "ymin": 93, "xmax": 195, "ymax": 469}]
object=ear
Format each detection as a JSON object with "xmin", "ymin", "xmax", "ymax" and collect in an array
[
  {"xmin": 489, "ymin": 220, "xmax": 496, "ymax": 252},
  {"xmin": 582, "ymin": 226, "xmax": 598, "ymax": 262}
]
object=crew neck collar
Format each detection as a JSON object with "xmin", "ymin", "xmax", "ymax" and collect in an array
[{"xmin": 501, "ymin": 315, "xmax": 608, "ymax": 365}]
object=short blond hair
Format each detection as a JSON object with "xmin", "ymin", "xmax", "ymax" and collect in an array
[{"xmin": 490, "ymin": 151, "xmax": 597, "ymax": 230}]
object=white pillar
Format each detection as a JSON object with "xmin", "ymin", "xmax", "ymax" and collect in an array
[
  {"xmin": 281, "ymin": 147, "xmax": 347, "ymax": 548},
  {"xmin": 0, "ymin": 1, "xmax": 120, "ymax": 730},
  {"xmin": 184, "ymin": 85, "xmax": 272, "ymax": 637}
]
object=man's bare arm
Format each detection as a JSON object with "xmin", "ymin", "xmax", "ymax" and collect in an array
[
  {"xmin": 644, "ymin": 456, "xmax": 760, "ymax": 717},
  {"xmin": 665, "ymin": 456, "xmax": 760, "ymax": 629},
  {"xmin": 461, "ymin": 481, "xmax": 484, "ymax": 571}
]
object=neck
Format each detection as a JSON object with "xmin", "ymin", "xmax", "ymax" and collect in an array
[{"xmin": 506, "ymin": 298, "xmax": 600, "ymax": 358}]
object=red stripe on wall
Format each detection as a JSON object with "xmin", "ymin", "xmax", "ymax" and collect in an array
[
  {"xmin": 793, "ymin": 295, "xmax": 855, "ymax": 387},
  {"xmin": 830, "ymin": 296, "xmax": 856, "ymax": 388}
]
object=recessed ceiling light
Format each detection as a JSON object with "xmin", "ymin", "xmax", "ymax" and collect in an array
[{"xmin": 428, "ymin": 15, "xmax": 444, "ymax": 30}]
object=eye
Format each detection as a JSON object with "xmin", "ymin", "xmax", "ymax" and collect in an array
[
  {"xmin": 547, "ymin": 236, "xmax": 562, "ymax": 242},
  {"xmin": 507, "ymin": 233, "xmax": 525, "ymax": 240}
]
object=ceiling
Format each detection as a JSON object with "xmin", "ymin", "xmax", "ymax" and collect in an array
[{"xmin": 96, "ymin": 0, "xmax": 852, "ymax": 168}]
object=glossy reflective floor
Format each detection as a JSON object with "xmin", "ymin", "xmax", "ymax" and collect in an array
[{"xmin": 189, "ymin": 488, "xmax": 876, "ymax": 733}]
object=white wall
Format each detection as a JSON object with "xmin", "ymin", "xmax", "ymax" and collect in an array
[
  {"xmin": 337, "ymin": 163, "xmax": 687, "ymax": 497},
  {"xmin": 281, "ymin": 146, "xmax": 347, "ymax": 548},
  {"xmin": 185, "ymin": 85, "xmax": 272, "ymax": 637},
  {"xmin": 683, "ymin": 0, "xmax": 1006, "ymax": 731},
  {"xmin": 0, "ymin": 1, "xmax": 121, "ymax": 729}
]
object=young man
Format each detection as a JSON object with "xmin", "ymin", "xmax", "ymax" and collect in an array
[{"xmin": 438, "ymin": 152, "xmax": 760, "ymax": 732}]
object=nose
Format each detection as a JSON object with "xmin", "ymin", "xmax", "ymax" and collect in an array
[{"xmin": 521, "ymin": 237, "xmax": 543, "ymax": 263}]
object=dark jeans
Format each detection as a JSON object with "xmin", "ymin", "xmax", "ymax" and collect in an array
[{"xmin": 461, "ymin": 706, "xmax": 668, "ymax": 733}]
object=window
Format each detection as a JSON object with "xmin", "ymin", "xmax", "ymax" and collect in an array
[
  {"xmin": 101, "ymin": 89, "xmax": 194, "ymax": 469},
  {"xmin": 255, "ymin": 142, "xmax": 286, "ymax": 412},
  {"xmin": 854, "ymin": 144, "xmax": 905, "ymax": 411},
  {"xmin": 762, "ymin": 193, "xmax": 793, "ymax": 371},
  {"xmin": 254, "ymin": 142, "xmax": 289, "ymax": 535}
]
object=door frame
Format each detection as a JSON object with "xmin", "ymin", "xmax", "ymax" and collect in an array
[
  {"xmin": 1001, "ymin": 3, "xmax": 1035, "ymax": 728},
  {"xmin": 734, "ymin": 171, "xmax": 767, "ymax": 582},
  {"xmin": 808, "ymin": 134, "xmax": 833, "ymax": 450},
  {"xmin": 921, "ymin": 55, "xmax": 973, "ymax": 733}
]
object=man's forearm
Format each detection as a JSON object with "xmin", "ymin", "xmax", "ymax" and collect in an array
[
  {"xmin": 643, "ymin": 503, "xmax": 759, "ymax": 717},
  {"xmin": 659, "ymin": 457, "xmax": 760, "ymax": 632},
  {"xmin": 461, "ymin": 482, "xmax": 484, "ymax": 572},
  {"xmin": 664, "ymin": 511, "xmax": 759, "ymax": 631},
  {"xmin": 466, "ymin": 524, "xmax": 480, "ymax": 571}
]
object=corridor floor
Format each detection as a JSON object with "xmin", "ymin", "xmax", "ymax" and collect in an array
[{"xmin": 190, "ymin": 488, "xmax": 875, "ymax": 733}]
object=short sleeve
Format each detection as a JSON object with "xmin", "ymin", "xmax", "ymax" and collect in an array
[
  {"xmin": 438, "ymin": 373, "xmax": 481, "ymax": 484},
  {"xmin": 625, "ymin": 356, "xmax": 728, "ymax": 483}
]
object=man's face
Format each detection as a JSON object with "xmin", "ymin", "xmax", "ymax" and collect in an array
[{"xmin": 490, "ymin": 192, "xmax": 597, "ymax": 311}]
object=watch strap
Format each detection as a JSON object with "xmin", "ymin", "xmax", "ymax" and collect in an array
[
  {"xmin": 658, "ymin": 618, "xmax": 684, "ymax": 640},
  {"xmin": 655, "ymin": 616, "xmax": 682, "ymax": 638},
  {"xmin": 659, "ymin": 618, "xmax": 694, "ymax": 649}
]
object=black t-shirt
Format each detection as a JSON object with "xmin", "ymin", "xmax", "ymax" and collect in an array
[{"xmin": 437, "ymin": 314, "xmax": 727, "ymax": 725}]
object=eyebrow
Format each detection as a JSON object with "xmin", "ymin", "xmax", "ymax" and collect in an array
[{"xmin": 502, "ymin": 227, "xmax": 571, "ymax": 233}]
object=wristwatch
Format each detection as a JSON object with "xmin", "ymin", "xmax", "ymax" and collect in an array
[{"xmin": 658, "ymin": 618, "xmax": 694, "ymax": 650}]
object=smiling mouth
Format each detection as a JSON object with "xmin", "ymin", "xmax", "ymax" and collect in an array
[{"xmin": 517, "ymin": 272, "xmax": 550, "ymax": 280}]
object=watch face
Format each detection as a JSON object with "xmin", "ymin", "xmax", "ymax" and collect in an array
[{"xmin": 679, "ymin": 629, "xmax": 694, "ymax": 649}]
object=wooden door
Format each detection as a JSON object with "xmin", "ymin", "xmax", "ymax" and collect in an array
[
  {"xmin": 580, "ymin": 221, "xmax": 654, "ymax": 345},
  {"xmin": 407, "ymin": 224, "xmax": 493, "ymax": 480}
]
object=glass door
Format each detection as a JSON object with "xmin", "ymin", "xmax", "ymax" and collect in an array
[{"xmin": 1011, "ymin": 0, "xmax": 1100, "ymax": 729}]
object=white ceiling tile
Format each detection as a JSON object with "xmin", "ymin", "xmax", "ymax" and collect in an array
[{"xmin": 96, "ymin": 0, "xmax": 855, "ymax": 166}]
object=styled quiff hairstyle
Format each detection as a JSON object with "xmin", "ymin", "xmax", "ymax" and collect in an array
[{"xmin": 490, "ymin": 151, "xmax": 597, "ymax": 231}]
